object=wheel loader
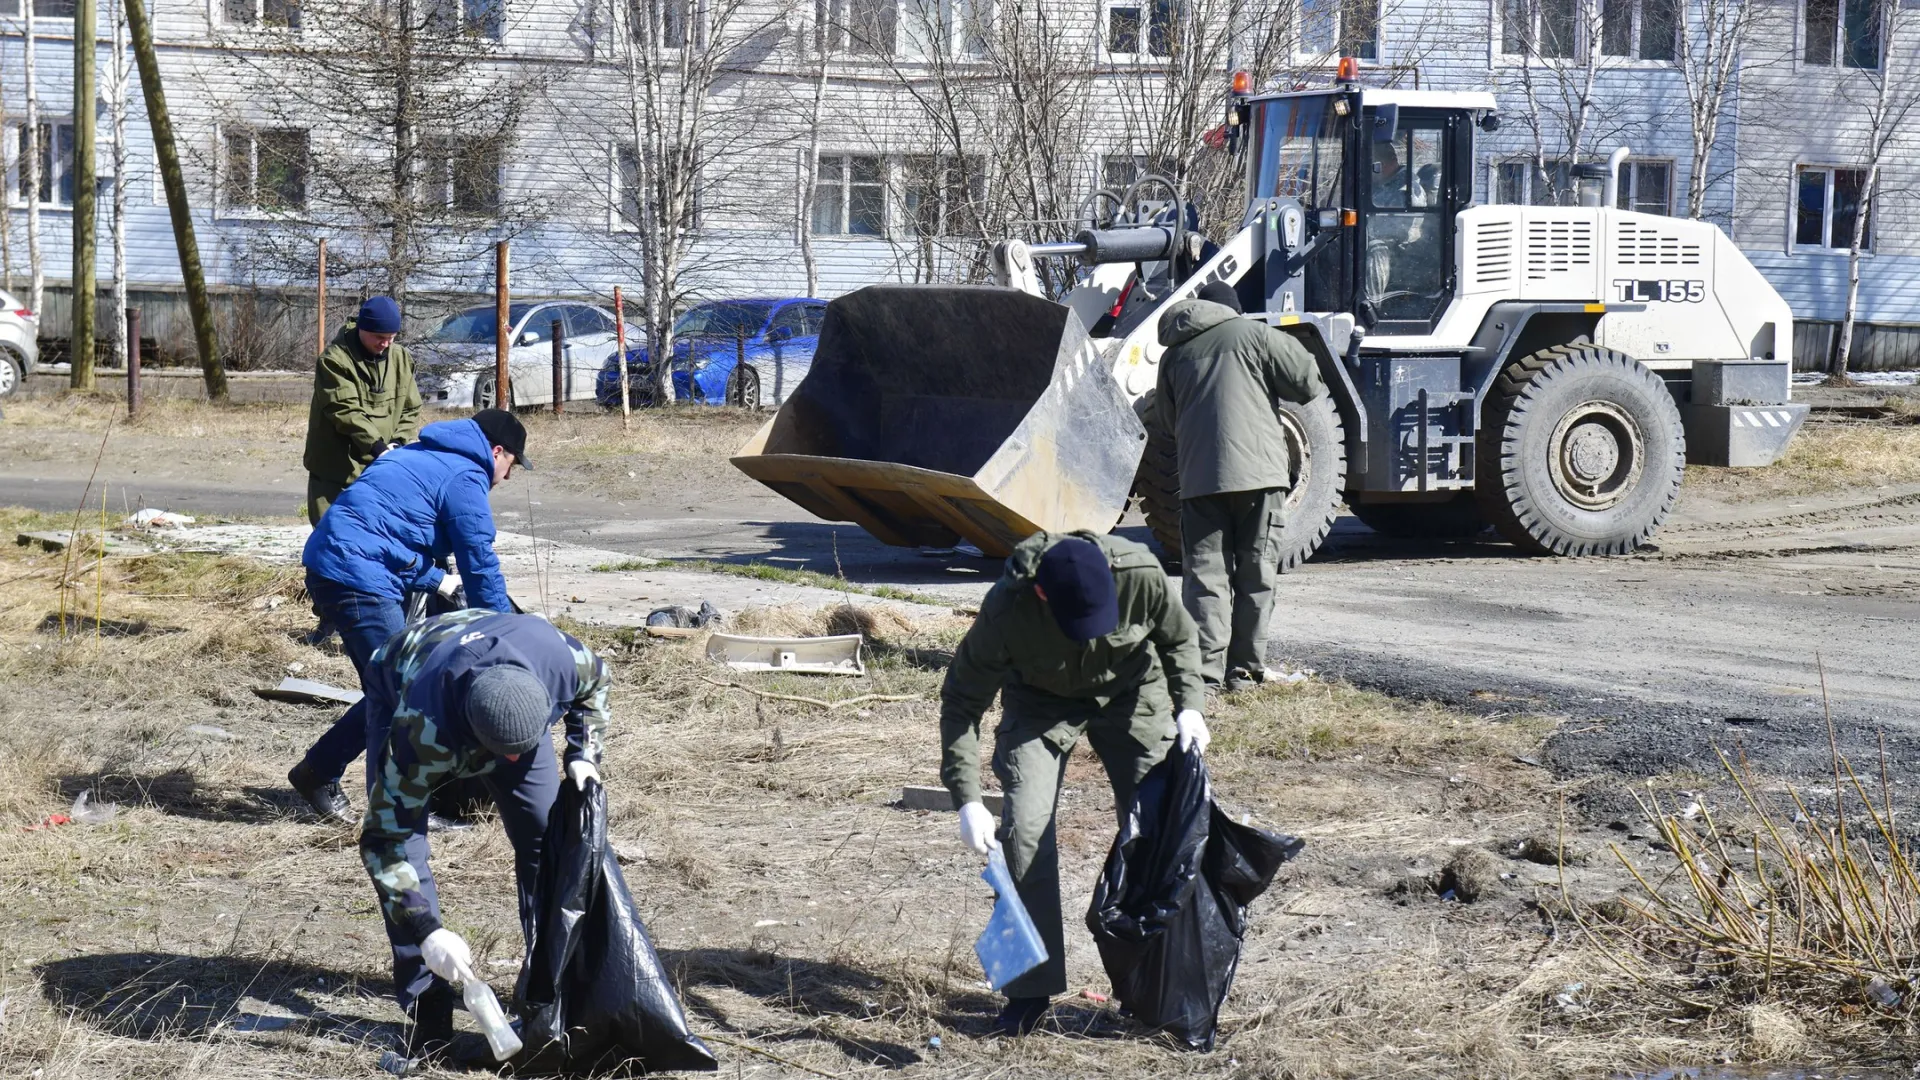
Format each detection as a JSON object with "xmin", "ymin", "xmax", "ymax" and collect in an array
[{"xmin": 733, "ymin": 68, "xmax": 1808, "ymax": 564}]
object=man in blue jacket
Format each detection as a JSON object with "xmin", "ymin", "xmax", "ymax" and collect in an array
[
  {"xmin": 288, "ymin": 408, "xmax": 531, "ymax": 821},
  {"xmin": 355, "ymin": 608, "xmax": 608, "ymax": 1061}
]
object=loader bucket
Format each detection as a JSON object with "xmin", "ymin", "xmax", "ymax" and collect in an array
[{"xmin": 731, "ymin": 285, "xmax": 1147, "ymax": 557}]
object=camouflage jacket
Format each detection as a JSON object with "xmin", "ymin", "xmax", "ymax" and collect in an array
[{"xmin": 358, "ymin": 609, "xmax": 612, "ymax": 942}]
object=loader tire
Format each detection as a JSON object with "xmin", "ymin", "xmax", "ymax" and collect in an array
[
  {"xmin": 1348, "ymin": 494, "xmax": 1488, "ymax": 539},
  {"xmin": 1476, "ymin": 343, "xmax": 1684, "ymax": 556},
  {"xmin": 1134, "ymin": 392, "xmax": 1347, "ymax": 574}
]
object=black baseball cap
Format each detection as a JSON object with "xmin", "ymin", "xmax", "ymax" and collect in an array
[
  {"xmin": 1034, "ymin": 537, "xmax": 1119, "ymax": 643},
  {"xmin": 473, "ymin": 408, "xmax": 531, "ymax": 469}
]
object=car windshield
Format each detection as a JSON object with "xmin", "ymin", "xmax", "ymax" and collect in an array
[
  {"xmin": 674, "ymin": 302, "xmax": 772, "ymax": 338},
  {"xmin": 430, "ymin": 303, "xmax": 541, "ymax": 343}
]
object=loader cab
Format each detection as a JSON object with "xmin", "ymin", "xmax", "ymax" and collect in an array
[{"xmin": 1242, "ymin": 87, "xmax": 1489, "ymax": 335}]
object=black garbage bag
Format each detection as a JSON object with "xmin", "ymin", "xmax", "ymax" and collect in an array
[
  {"xmin": 515, "ymin": 779, "xmax": 718, "ymax": 1073},
  {"xmin": 1085, "ymin": 747, "xmax": 1304, "ymax": 1051}
]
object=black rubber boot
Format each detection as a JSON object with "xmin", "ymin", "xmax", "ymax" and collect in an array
[
  {"xmin": 288, "ymin": 760, "xmax": 353, "ymax": 823},
  {"xmin": 991, "ymin": 996, "xmax": 1050, "ymax": 1036},
  {"xmin": 404, "ymin": 983, "xmax": 456, "ymax": 1061}
]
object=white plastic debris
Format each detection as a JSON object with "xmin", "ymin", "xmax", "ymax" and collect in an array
[
  {"xmin": 69, "ymin": 790, "xmax": 120, "ymax": 825},
  {"xmin": 125, "ymin": 509, "xmax": 195, "ymax": 529},
  {"xmin": 706, "ymin": 632, "xmax": 865, "ymax": 676}
]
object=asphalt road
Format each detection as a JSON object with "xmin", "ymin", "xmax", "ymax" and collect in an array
[{"xmin": 4, "ymin": 463, "xmax": 1917, "ymax": 786}]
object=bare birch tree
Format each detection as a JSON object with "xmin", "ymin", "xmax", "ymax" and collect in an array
[
  {"xmin": 1674, "ymin": 0, "xmax": 1758, "ymax": 219},
  {"xmin": 1828, "ymin": 0, "xmax": 1919, "ymax": 383},
  {"xmin": 108, "ymin": 0, "xmax": 126, "ymax": 368},
  {"xmin": 23, "ymin": 0, "xmax": 39, "ymax": 318},
  {"xmin": 205, "ymin": 0, "xmax": 545, "ymax": 306}
]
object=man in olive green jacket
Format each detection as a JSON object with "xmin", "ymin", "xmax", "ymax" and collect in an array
[
  {"xmin": 1151, "ymin": 281, "xmax": 1326, "ymax": 690},
  {"xmin": 303, "ymin": 295, "xmax": 422, "ymax": 522},
  {"xmin": 940, "ymin": 530, "xmax": 1208, "ymax": 1036}
]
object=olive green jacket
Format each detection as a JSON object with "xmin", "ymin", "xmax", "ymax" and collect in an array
[
  {"xmin": 303, "ymin": 323, "xmax": 422, "ymax": 486},
  {"xmin": 939, "ymin": 530, "xmax": 1204, "ymax": 807},
  {"xmin": 1149, "ymin": 299, "xmax": 1326, "ymax": 498}
]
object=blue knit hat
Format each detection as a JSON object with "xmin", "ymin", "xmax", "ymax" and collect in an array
[
  {"xmin": 1034, "ymin": 537, "xmax": 1119, "ymax": 643},
  {"xmin": 358, "ymin": 295, "xmax": 402, "ymax": 335}
]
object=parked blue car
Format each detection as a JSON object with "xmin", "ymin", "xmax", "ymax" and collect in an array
[{"xmin": 596, "ymin": 297, "xmax": 827, "ymax": 408}]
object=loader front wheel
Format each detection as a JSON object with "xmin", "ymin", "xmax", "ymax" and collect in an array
[
  {"xmin": 1134, "ymin": 392, "xmax": 1347, "ymax": 573},
  {"xmin": 1476, "ymin": 343, "xmax": 1684, "ymax": 556}
]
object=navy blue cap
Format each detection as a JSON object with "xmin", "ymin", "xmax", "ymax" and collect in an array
[
  {"xmin": 1197, "ymin": 280, "xmax": 1241, "ymax": 313},
  {"xmin": 1034, "ymin": 537, "xmax": 1118, "ymax": 643},
  {"xmin": 358, "ymin": 295, "xmax": 402, "ymax": 335}
]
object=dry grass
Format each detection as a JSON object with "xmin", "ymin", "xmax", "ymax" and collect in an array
[
  {"xmin": 0, "ymin": 512, "xmax": 1880, "ymax": 1078},
  {"xmin": 1686, "ymin": 420, "xmax": 1920, "ymax": 498}
]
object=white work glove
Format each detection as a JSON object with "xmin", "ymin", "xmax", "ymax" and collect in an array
[
  {"xmin": 419, "ymin": 928, "xmax": 475, "ymax": 986},
  {"xmin": 435, "ymin": 572, "xmax": 462, "ymax": 600},
  {"xmin": 958, "ymin": 801, "xmax": 1000, "ymax": 855},
  {"xmin": 1176, "ymin": 709, "xmax": 1211, "ymax": 754},
  {"xmin": 566, "ymin": 759, "xmax": 600, "ymax": 791}
]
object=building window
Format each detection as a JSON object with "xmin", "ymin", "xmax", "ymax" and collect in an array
[
  {"xmin": 1102, "ymin": 154, "xmax": 1178, "ymax": 192},
  {"xmin": 0, "ymin": 0, "xmax": 79, "ymax": 17},
  {"xmin": 898, "ymin": 0, "xmax": 989, "ymax": 57},
  {"xmin": 422, "ymin": 136, "xmax": 500, "ymax": 214},
  {"xmin": 1805, "ymin": 0, "xmax": 1879, "ymax": 67},
  {"xmin": 1599, "ymin": 0, "xmax": 1676, "ymax": 59},
  {"xmin": 902, "ymin": 155, "xmax": 984, "ymax": 236},
  {"xmin": 422, "ymin": 0, "xmax": 501, "ymax": 36},
  {"xmin": 1500, "ymin": 0, "xmax": 1576, "ymax": 57},
  {"xmin": 812, "ymin": 154, "xmax": 884, "ymax": 235},
  {"xmin": 829, "ymin": 0, "xmax": 898, "ymax": 56},
  {"xmin": 1615, "ymin": 160, "xmax": 1671, "ymax": 214},
  {"xmin": 223, "ymin": 128, "xmax": 308, "ymax": 212},
  {"xmin": 1301, "ymin": 0, "xmax": 1377, "ymax": 58},
  {"xmin": 1106, "ymin": 0, "xmax": 1172, "ymax": 55},
  {"xmin": 1795, "ymin": 166, "xmax": 1870, "ymax": 251},
  {"xmin": 11, "ymin": 121, "xmax": 76, "ymax": 207},
  {"xmin": 1494, "ymin": 158, "xmax": 1574, "ymax": 205},
  {"xmin": 631, "ymin": 0, "xmax": 694, "ymax": 47},
  {"xmin": 220, "ymin": 0, "xmax": 299, "ymax": 26},
  {"xmin": 615, "ymin": 144, "xmax": 700, "ymax": 231}
]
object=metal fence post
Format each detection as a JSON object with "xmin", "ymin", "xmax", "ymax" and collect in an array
[
  {"xmin": 551, "ymin": 318, "xmax": 564, "ymax": 415},
  {"xmin": 126, "ymin": 307, "xmax": 140, "ymax": 416}
]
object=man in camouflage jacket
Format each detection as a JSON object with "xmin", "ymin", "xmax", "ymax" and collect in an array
[{"xmin": 356, "ymin": 607, "xmax": 610, "ymax": 1057}]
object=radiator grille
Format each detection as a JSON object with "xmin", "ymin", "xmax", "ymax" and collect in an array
[
  {"xmin": 1525, "ymin": 217, "xmax": 1596, "ymax": 280},
  {"xmin": 1614, "ymin": 220, "xmax": 1703, "ymax": 266}
]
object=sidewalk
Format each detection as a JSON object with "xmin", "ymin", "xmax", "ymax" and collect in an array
[{"xmin": 85, "ymin": 522, "xmax": 951, "ymax": 627}]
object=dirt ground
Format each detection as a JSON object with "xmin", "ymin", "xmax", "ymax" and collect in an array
[
  {"xmin": 3, "ymin": 398, "xmax": 1920, "ymax": 1077},
  {"xmin": 0, "ymin": 501, "xmax": 1913, "ymax": 1079}
]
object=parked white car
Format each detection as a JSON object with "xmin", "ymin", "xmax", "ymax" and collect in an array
[
  {"xmin": 0, "ymin": 289, "xmax": 40, "ymax": 397},
  {"xmin": 413, "ymin": 300, "xmax": 636, "ymax": 410}
]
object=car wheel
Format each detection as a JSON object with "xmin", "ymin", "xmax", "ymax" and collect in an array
[
  {"xmin": 726, "ymin": 364, "xmax": 762, "ymax": 409},
  {"xmin": 0, "ymin": 347, "xmax": 22, "ymax": 398},
  {"xmin": 474, "ymin": 373, "xmax": 517, "ymax": 411}
]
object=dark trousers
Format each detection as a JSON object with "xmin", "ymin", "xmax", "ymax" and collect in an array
[
  {"xmin": 990, "ymin": 685, "xmax": 1174, "ymax": 999},
  {"xmin": 299, "ymin": 571, "xmax": 406, "ymax": 785},
  {"xmin": 363, "ymin": 658, "xmax": 559, "ymax": 1009},
  {"xmin": 307, "ymin": 474, "xmax": 346, "ymax": 524}
]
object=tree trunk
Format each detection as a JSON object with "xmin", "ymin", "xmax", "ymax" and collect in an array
[
  {"xmin": 125, "ymin": 0, "xmax": 226, "ymax": 400},
  {"xmin": 800, "ymin": 49, "xmax": 826, "ymax": 297},
  {"xmin": 109, "ymin": 0, "xmax": 127, "ymax": 371},
  {"xmin": 25, "ymin": 0, "xmax": 41, "ymax": 321},
  {"xmin": 71, "ymin": 0, "xmax": 97, "ymax": 391}
]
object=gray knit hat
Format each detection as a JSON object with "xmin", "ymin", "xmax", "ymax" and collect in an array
[{"xmin": 466, "ymin": 666, "xmax": 552, "ymax": 757}]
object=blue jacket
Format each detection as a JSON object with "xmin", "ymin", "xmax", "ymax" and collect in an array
[{"xmin": 303, "ymin": 418, "xmax": 513, "ymax": 613}]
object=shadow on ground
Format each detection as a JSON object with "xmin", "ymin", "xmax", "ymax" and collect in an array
[
  {"xmin": 55, "ymin": 768, "xmax": 300, "ymax": 825},
  {"xmin": 35, "ymin": 951, "xmax": 393, "ymax": 1049}
]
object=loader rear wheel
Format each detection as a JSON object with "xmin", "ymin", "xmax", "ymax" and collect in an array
[
  {"xmin": 1134, "ymin": 392, "xmax": 1347, "ymax": 573},
  {"xmin": 1348, "ymin": 494, "xmax": 1488, "ymax": 539},
  {"xmin": 1476, "ymin": 343, "xmax": 1684, "ymax": 556}
]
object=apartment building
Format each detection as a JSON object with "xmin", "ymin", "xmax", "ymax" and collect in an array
[{"xmin": 0, "ymin": 0, "xmax": 1910, "ymax": 366}]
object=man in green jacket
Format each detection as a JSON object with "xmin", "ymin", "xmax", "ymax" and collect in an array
[
  {"xmin": 940, "ymin": 530, "xmax": 1208, "ymax": 1036},
  {"xmin": 303, "ymin": 295, "xmax": 422, "ymax": 522},
  {"xmin": 1151, "ymin": 281, "xmax": 1327, "ymax": 691}
]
